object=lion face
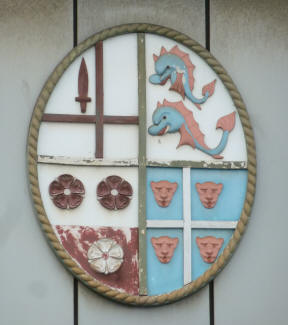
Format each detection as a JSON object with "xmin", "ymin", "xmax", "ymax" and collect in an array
[
  {"xmin": 196, "ymin": 236, "xmax": 224, "ymax": 263},
  {"xmin": 195, "ymin": 182, "xmax": 223, "ymax": 209},
  {"xmin": 151, "ymin": 180, "xmax": 178, "ymax": 207},
  {"xmin": 151, "ymin": 236, "xmax": 179, "ymax": 264}
]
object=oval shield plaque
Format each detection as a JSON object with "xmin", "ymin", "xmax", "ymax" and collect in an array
[{"xmin": 28, "ymin": 24, "xmax": 256, "ymax": 305}]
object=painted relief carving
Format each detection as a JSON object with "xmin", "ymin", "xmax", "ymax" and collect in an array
[
  {"xmin": 87, "ymin": 238, "xmax": 124, "ymax": 274},
  {"xmin": 148, "ymin": 100, "xmax": 235, "ymax": 159},
  {"xmin": 97, "ymin": 175, "xmax": 133, "ymax": 210},
  {"xmin": 196, "ymin": 182, "xmax": 223, "ymax": 209},
  {"xmin": 49, "ymin": 174, "xmax": 85, "ymax": 209},
  {"xmin": 151, "ymin": 180, "xmax": 178, "ymax": 207},
  {"xmin": 29, "ymin": 26, "xmax": 255, "ymax": 304},
  {"xmin": 151, "ymin": 236, "xmax": 179, "ymax": 264},
  {"xmin": 149, "ymin": 46, "xmax": 216, "ymax": 110},
  {"xmin": 196, "ymin": 236, "xmax": 224, "ymax": 264},
  {"xmin": 75, "ymin": 57, "xmax": 91, "ymax": 113},
  {"xmin": 56, "ymin": 225, "xmax": 139, "ymax": 295}
]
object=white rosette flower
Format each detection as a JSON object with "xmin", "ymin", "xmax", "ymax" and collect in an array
[{"xmin": 87, "ymin": 238, "xmax": 124, "ymax": 274}]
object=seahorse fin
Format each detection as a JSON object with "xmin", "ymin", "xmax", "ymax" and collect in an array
[
  {"xmin": 169, "ymin": 46, "xmax": 195, "ymax": 91},
  {"xmin": 177, "ymin": 125, "xmax": 196, "ymax": 149},
  {"xmin": 202, "ymin": 79, "xmax": 216, "ymax": 97},
  {"xmin": 169, "ymin": 73, "xmax": 185, "ymax": 99},
  {"xmin": 216, "ymin": 112, "xmax": 236, "ymax": 132}
]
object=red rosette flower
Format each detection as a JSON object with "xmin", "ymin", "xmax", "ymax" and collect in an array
[
  {"xmin": 49, "ymin": 174, "xmax": 85, "ymax": 209},
  {"xmin": 97, "ymin": 175, "xmax": 133, "ymax": 210}
]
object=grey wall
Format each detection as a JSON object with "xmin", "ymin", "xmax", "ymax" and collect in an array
[{"xmin": 1, "ymin": 1, "xmax": 287, "ymax": 324}]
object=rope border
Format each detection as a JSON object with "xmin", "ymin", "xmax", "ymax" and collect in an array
[{"xmin": 27, "ymin": 23, "xmax": 256, "ymax": 306}]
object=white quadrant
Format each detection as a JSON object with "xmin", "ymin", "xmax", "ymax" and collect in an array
[{"xmin": 146, "ymin": 34, "xmax": 247, "ymax": 162}]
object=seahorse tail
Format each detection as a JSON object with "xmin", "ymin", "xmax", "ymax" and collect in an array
[
  {"xmin": 186, "ymin": 87, "xmax": 209, "ymax": 104},
  {"xmin": 196, "ymin": 131, "xmax": 229, "ymax": 158}
]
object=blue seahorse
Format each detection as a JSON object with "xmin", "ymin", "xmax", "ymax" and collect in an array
[
  {"xmin": 149, "ymin": 46, "xmax": 216, "ymax": 110},
  {"xmin": 148, "ymin": 100, "xmax": 235, "ymax": 159}
]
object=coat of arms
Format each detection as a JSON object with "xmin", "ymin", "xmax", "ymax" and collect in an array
[{"xmin": 28, "ymin": 24, "xmax": 256, "ymax": 305}]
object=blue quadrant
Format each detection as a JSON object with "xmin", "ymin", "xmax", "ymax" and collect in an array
[
  {"xmin": 191, "ymin": 229, "xmax": 233, "ymax": 280},
  {"xmin": 147, "ymin": 228, "xmax": 183, "ymax": 295},
  {"xmin": 146, "ymin": 167, "xmax": 183, "ymax": 220},
  {"xmin": 191, "ymin": 169, "xmax": 248, "ymax": 221}
]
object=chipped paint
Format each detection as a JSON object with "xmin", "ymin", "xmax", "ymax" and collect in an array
[
  {"xmin": 147, "ymin": 160, "xmax": 247, "ymax": 169},
  {"xmin": 38, "ymin": 155, "xmax": 138, "ymax": 167},
  {"xmin": 37, "ymin": 155, "xmax": 247, "ymax": 170},
  {"xmin": 137, "ymin": 33, "xmax": 147, "ymax": 296},
  {"xmin": 55, "ymin": 225, "xmax": 139, "ymax": 295}
]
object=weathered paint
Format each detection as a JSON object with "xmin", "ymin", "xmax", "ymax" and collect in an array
[
  {"xmin": 55, "ymin": 225, "xmax": 139, "ymax": 295},
  {"xmin": 38, "ymin": 155, "xmax": 248, "ymax": 169},
  {"xmin": 30, "ymin": 25, "xmax": 254, "ymax": 305},
  {"xmin": 147, "ymin": 160, "xmax": 247, "ymax": 169},
  {"xmin": 38, "ymin": 155, "xmax": 139, "ymax": 167},
  {"xmin": 137, "ymin": 33, "xmax": 147, "ymax": 295}
]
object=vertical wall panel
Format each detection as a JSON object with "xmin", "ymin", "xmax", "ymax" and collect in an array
[
  {"xmin": 78, "ymin": 0, "xmax": 205, "ymax": 46},
  {"xmin": 1, "ymin": 1, "xmax": 287, "ymax": 323},
  {"xmin": 0, "ymin": 1, "xmax": 74, "ymax": 324},
  {"xmin": 79, "ymin": 283, "xmax": 209, "ymax": 325},
  {"xmin": 210, "ymin": 1, "xmax": 288, "ymax": 324},
  {"xmin": 77, "ymin": 1, "xmax": 210, "ymax": 323}
]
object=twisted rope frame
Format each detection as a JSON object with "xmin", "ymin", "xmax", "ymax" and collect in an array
[{"xmin": 27, "ymin": 23, "xmax": 256, "ymax": 306}]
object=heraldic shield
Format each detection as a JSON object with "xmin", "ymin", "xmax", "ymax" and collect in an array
[{"xmin": 28, "ymin": 24, "xmax": 256, "ymax": 306}]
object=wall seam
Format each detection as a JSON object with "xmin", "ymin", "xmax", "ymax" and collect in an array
[
  {"xmin": 73, "ymin": 1, "xmax": 78, "ymax": 325},
  {"xmin": 205, "ymin": 0, "xmax": 214, "ymax": 324}
]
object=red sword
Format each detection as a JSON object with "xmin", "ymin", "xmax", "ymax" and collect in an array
[{"xmin": 75, "ymin": 57, "xmax": 91, "ymax": 113}]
